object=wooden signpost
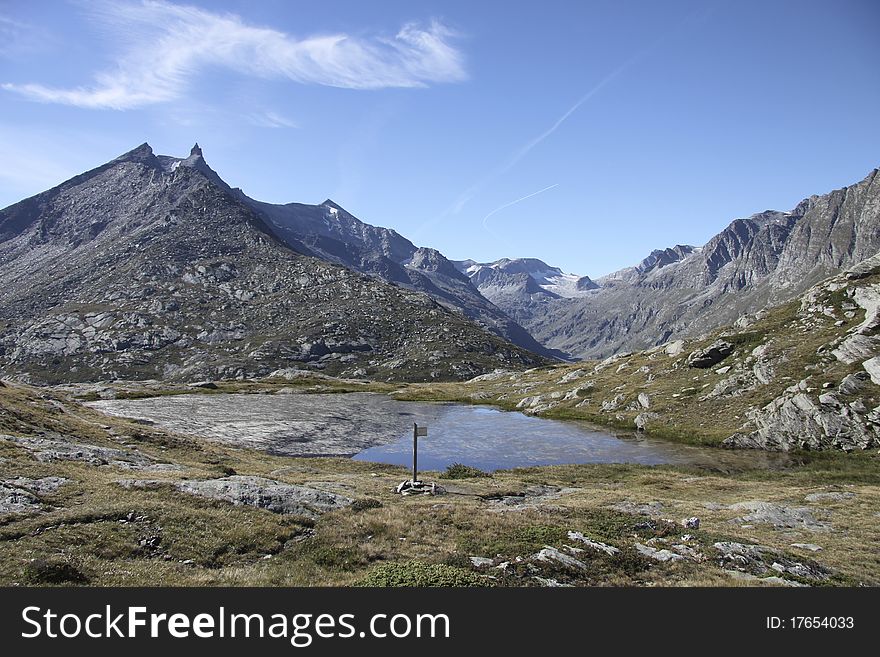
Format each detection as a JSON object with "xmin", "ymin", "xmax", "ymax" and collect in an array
[
  {"xmin": 413, "ymin": 423, "xmax": 427, "ymax": 483},
  {"xmin": 396, "ymin": 423, "xmax": 437, "ymax": 495}
]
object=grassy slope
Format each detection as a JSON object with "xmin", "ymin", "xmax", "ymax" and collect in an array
[{"xmin": 1, "ymin": 381, "xmax": 879, "ymax": 587}]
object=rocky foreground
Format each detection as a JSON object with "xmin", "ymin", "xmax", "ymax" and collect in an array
[{"xmin": 0, "ymin": 379, "xmax": 878, "ymax": 587}]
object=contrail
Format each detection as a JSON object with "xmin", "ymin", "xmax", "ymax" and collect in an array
[
  {"xmin": 481, "ymin": 183, "xmax": 559, "ymax": 232},
  {"xmin": 452, "ymin": 61, "xmax": 630, "ymax": 217},
  {"xmin": 410, "ymin": 3, "xmax": 718, "ymax": 243}
]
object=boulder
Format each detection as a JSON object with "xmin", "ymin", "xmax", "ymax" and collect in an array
[
  {"xmin": 635, "ymin": 542, "xmax": 684, "ymax": 562},
  {"xmin": 832, "ymin": 334, "xmax": 878, "ymax": 364},
  {"xmin": 664, "ymin": 340, "xmax": 686, "ymax": 357},
  {"xmin": 863, "ymin": 356, "xmax": 880, "ymax": 385},
  {"xmin": 531, "ymin": 546, "xmax": 589, "ymax": 571},
  {"xmin": 687, "ymin": 340, "xmax": 734, "ymax": 368},
  {"xmin": 839, "ymin": 371, "xmax": 870, "ymax": 395},
  {"xmin": 566, "ymin": 531, "xmax": 620, "ymax": 556},
  {"xmin": 634, "ymin": 412, "xmax": 659, "ymax": 431}
]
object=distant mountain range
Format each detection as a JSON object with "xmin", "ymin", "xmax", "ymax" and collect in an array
[
  {"xmin": 455, "ymin": 171, "xmax": 879, "ymax": 360},
  {"xmin": 1, "ymin": 141, "xmax": 877, "ymax": 384},
  {"xmin": 520, "ymin": 169, "xmax": 880, "ymax": 358}
]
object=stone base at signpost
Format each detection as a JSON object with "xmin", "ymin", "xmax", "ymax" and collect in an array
[{"xmin": 395, "ymin": 480, "xmax": 445, "ymax": 496}]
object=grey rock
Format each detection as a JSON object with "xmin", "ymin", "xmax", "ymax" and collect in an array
[
  {"xmin": 486, "ymin": 485, "xmax": 578, "ymax": 511},
  {"xmin": 724, "ymin": 570, "xmax": 807, "ymax": 587},
  {"xmin": 790, "ymin": 543, "xmax": 823, "ymax": 552},
  {"xmin": 664, "ymin": 340, "xmax": 686, "ymax": 357},
  {"xmin": 634, "ymin": 412, "xmax": 659, "ymax": 431},
  {"xmin": 727, "ymin": 501, "xmax": 830, "ymax": 532},
  {"xmin": 804, "ymin": 491, "xmax": 855, "ymax": 503},
  {"xmin": 4, "ymin": 476, "xmax": 67, "ymax": 495},
  {"xmin": 714, "ymin": 541, "xmax": 830, "ymax": 582},
  {"xmin": 634, "ymin": 542, "xmax": 684, "ymax": 562},
  {"xmin": 683, "ymin": 517, "xmax": 700, "ymax": 529},
  {"xmin": 531, "ymin": 546, "xmax": 589, "ymax": 571},
  {"xmin": 1, "ymin": 433, "xmax": 157, "ymax": 469},
  {"xmin": 532, "ymin": 576, "xmax": 573, "ymax": 587},
  {"xmin": 839, "ymin": 371, "xmax": 870, "ymax": 395},
  {"xmin": 724, "ymin": 391, "xmax": 880, "ymax": 451},
  {"xmin": 864, "ymin": 356, "xmax": 880, "ymax": 385},
  {"xmin": 687, "ymin": 340, "xmax": 734, "ymax": 368},
  {"xmin": 176, "ymin": 475, "xmax": 353, "ymax": 518},
  {"xmin": 637, "ymin": 392, "xmax": 651, "ymax": 409},
  {"xmin": 832, "ymin": 334, "xmax": 879, "ymax": 364},
  {"xmin": 468, "ymin": 556, "xmax": 495, "ymax": 568},
  {"xmin": 187, "ymin": 381, "xmax": 218, "ymax": 389},
  {"xmin": 0, "ymin": 482, "xmax": 42, "ymax": 514},
  {"xmin": 566, "ymin": 531, "xmax": 620, "ymax": 556},
  {"xmin": 0, "ymin": 476, "xmax": 68, "ymax": 515}
]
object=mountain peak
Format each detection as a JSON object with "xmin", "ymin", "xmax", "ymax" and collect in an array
[
  {"xmin": 190, "ymin": 143, "xmax": 202, "ymax": 158},
  {"xmin": 113, "ymin": 142, "xmax": 155, "ymax": 163}
]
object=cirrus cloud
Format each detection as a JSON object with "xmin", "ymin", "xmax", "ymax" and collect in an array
[{"xmin": 2, "ymin": 0, "xmax": 467, "ymax": 110}]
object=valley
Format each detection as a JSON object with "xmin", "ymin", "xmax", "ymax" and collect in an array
[{"xmin": 0, "ymin": 143, "xmax": 878, "ymax": 588}]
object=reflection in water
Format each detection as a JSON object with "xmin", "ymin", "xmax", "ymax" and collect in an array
[{"xmin": 353, "ymin": 404, "xmax": 785, "ymax": 472}]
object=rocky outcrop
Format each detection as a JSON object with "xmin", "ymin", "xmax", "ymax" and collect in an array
[
  {"xmin": 1, "ymin": 432, "xmax": 170, "ymax": 469},
  {"xmin": 723, "ymin": 390, "xmax": 880, "ymax": 451},
  {"xmin": 0, "ymin": 476, "xmax": 67, "ymax": 515},
  {"xmin": 687, "ymin": 340, "xmax": 734, "ymax": 368},
  {"xmin": 176, "ymin": 476, "xmax": 352, "ymax": 518},
  {"xmin": 120, "ymin": 475, "xmax": 353, "ymax": 519},
  {"xmin": 714, "ymin": 542, "xmax": 831, "ymax": 583}
]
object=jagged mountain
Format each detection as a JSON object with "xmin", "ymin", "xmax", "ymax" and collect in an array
[
  {"xmin": 600, "ymin": 245, "xmax": 698, "ymax": 284},
  {"xmin": 453, "ymin": 258, "xmax": 595, "ymax": 342},
  {"xmin": 0, "ymin": 143, "xmax": 550, "ymax": 384},
  {"xmin": 236, "ymin": 192, "xmax": 557, "ymax": 358},
  {"xmin": 531, "ymin": 167, "xmax": 880, "ymax": 359},
  {"xmin": 458, "ymin": 258, "xmax": 597, "ymax": 298}
]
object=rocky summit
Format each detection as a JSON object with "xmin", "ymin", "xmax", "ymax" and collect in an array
[{"xmin": 0, "ymin": 144, "xmax": 549, "ymax": 384}]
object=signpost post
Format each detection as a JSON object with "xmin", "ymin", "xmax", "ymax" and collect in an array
[{"xmin": 413, "ymin": 423, "xmax": 427, "ymax": 483}]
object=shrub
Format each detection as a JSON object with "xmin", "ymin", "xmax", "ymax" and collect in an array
[
  {"xmin": 440, "ymin": 463, "xmax": 491, "ymax": 479},
  {"xmin": 24, "ymin": 559, "xmax": 89, "ymax": 585},
  {"xmin": 359, "ymin": 561, "xmax": 491, "ymax": 587}
]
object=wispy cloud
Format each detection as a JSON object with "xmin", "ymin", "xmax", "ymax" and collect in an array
[
  {"xmin": 246, "ymin": 110, "xmax": 299, "ymax": 129},
  {"xmin": 2, "ymin": 0, "xmax": 467, "ymax": 110}
]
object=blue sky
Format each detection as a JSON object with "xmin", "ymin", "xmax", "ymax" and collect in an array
[{"xmin": 1, "ymin": 0, "xmax": 878, "ymax": 276}]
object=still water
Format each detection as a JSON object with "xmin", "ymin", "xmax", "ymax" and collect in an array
[{"xmin": 88, "ymin": 392, "xmax": 782, "ymax": 472}]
